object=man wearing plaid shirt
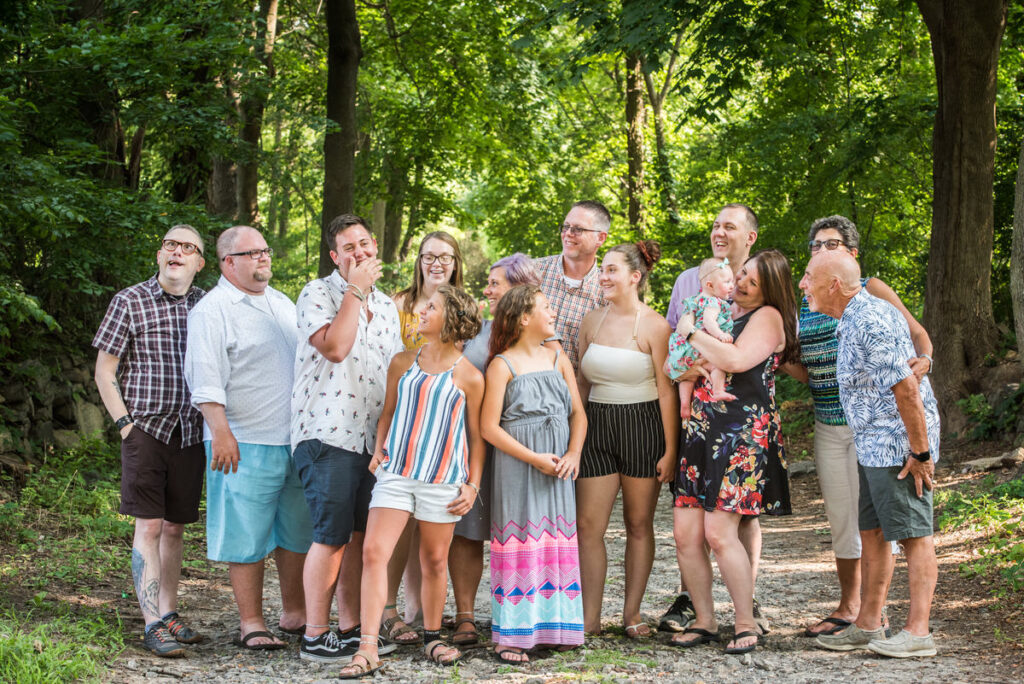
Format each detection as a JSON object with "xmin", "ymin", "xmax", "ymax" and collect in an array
[
  {"xmin": 535, "ymin": 200, "xmax": 609, "ymax": 370},
  {"xmin": 93, "ymin": 225, "xmax": 207, "ymax": 657}
]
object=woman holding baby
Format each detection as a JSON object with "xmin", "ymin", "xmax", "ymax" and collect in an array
[{"xmin": 669, "ymin": 249, "xmax": 798, "ymax": 655}]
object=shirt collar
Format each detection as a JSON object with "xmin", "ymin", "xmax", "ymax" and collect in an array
[
  {"xmin": 216, "ymin": 274, "xmax": 256, "ymax": 304},
  {"xmin": 557, "ymin": 254, "xmax": 599, "ymax": 283},
  {"xmin": 146, "ymin": 274, "xmax": 200, "ymax": 302}
]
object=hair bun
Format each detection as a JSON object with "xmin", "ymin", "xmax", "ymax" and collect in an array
[{"xmin": 636, "ymin": 240, "xmax": 661, "ymax": 269}]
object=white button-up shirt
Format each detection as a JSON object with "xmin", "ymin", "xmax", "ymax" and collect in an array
[
  {"xmin": 185, "ymin": 275, "xmax": 298, "ymax": 445},
  {"xmin": 291, "ymin": 271, "xmax": 403, "ymax": 453}
]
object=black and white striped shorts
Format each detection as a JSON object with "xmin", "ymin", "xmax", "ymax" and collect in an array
[{"xmin": 580, "ymin": 400, "xmax": 665, "ymax": 479}]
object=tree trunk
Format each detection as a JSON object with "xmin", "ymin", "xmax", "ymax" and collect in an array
[
  {"xmin": 237, "ymin": 0, "xmax": 279, "ymax": 227},
  {"xmin": 916, "ymin": 0, "xmax": 1007, "ymax": 427},
  {"xmin": 643, "ymin": 69, "xmax": 678, "ymax": 224},
  {"xmin": 625, "ymin": 51, "xmax": 646, "ymax": 237},
  {"xmin": 207, "ymin": 157, "xmax": 238, "ymax": 219},
  {"xmin": 320, "ymin": 0, "xmax": 361, "ymax": 277},
  {"xmin": 372, "ymin": 199, "xmax": 387, "ymax": 248},
  {"xmin": 1012, "ymin": 135, "xmax": 1024, "ymax": 361},
  {"xmin": 381, "ymin": 164, "xmax": 407, "ymax": 264},
  {"xmin": 126, "ymin": 125, "xmax": 145, "ymax": 191},
  {"xmin": 399, "ymin": 161, "xmax": 424, "ymax": 262}
]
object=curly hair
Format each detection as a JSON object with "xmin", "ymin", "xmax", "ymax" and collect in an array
[
  {"xmin": 487, "ymin": 284, "xmax": 542, "ymax": 366},
  {"xmin": 435, "ymin": 285, "xmax": 482, "ymax": 344},
  {"xmin": 397, "ymin": 231, "xmax": 464, "ymax": 313}
]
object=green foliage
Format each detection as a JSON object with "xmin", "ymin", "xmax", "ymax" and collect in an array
[
  {"xmin": 955, "ymin": 386, "xmax": 1024, "ymax": 440},
  {"xmin": 937, "ymin": 475, "xmax": 1024, "ymax": 595},
  {"xmin": 0, "ymin": 607, "xmax": 124, "ymax": 683}
]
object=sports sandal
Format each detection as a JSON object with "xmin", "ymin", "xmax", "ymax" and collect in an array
[
  {"xmin": 670, "ymin": 627, "xmax": 720, "ymax": 648},
  {"xmin": 425, "ymin": 639, "xmax": 461, "ymax": 666},
  {"xmin": 803, "ymin": 616, "xmax": 852, "ymax": 637},
  {"xmin": 382, "ymin": 615, "xmax": 422, "ymax": 644},
  {"xmin": 451, "ymin": 616, "xmax": 479, "ymax": 645},
  {"xmin": 338, "ymin": 651, "xmax": 383, "ymax": 679},
  {"xmin": 659, "ymin": 593, "xmax": 696, "ymax": 632}
]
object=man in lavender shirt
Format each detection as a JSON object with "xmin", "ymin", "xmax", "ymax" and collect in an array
[{"xmin": 661, "ymin": 203, "xmax": 767, "ymax": 633}]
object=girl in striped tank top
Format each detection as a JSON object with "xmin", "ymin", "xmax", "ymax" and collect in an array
[{"xmin": 341, "ymin": 285, "xmax": 484, "ymax": 677}]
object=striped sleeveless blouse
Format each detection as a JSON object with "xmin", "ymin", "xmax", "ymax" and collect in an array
[
  {"xmin": 798, "ymin": 277, "xmax": 870, "ymax": 426},
  {"xmin": 382, "ymin": 350, "xmax": 468, "ymax": 485}
]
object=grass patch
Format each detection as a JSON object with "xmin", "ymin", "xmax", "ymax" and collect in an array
[{"xmin": 936, "ymin": 473, "xmax": 1024, "ymax": 595}]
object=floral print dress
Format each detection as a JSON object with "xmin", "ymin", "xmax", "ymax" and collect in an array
[{"xmin": 674, "ymin": 309, "xmax": 791, "ymax": 516}]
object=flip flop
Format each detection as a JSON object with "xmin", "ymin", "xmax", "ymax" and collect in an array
[
  {"xmin": 803, "ymin": 616, "xmax": 852, "ymax": 637},
  {"xmin": 724, "ymin": 630, "xmax": 760, "ymax": 655},
  {"xmin": 493, "ymin": 645, "xmax": 530, "ymax": 664},
  {"xmin": 233, "ymin": 630, "xmax": 286, "ymax": 650},
  {"xmin": 670, "ymin": 627, "xmax": 721, "ymax": 648},
  {"xmin": 624, "ymin": 622, "xmax": 652, "ymax": 639}
]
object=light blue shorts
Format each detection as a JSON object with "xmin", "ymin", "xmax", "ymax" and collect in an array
[{"xmin": 205, "ymin": 442, "xmax": 313, "ymax": 563}]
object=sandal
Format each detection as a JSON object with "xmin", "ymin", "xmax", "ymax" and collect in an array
[
  {"xmin": 382, "ymin": 614, "xmax": 422, "ymax": 644},
  {"xmin": 670, "ymin": 627, "xmax": 720, "ymax": 648},
  {"xmin": 803, "ymin": 616, "xmax": 852, "ymax": 637},
  {"xmin": 233, "ymin": 630, "xmax": 286, "ymax": 651},
  {"xmin": 425, "ymin": 639, "xmax": 461, "ymax": 666},
  {"xmin": 452, "ymin": 616, "xmax": 479, "ymax": 645},
  {"xmin": 624, "ymin": 622, "xmax": 651, "ymax": 639},
  {"xmin": 338, "ymin": 651, "xmax": 383, "ymax": 680},
  {"xmin": 724, "ymin": 630, "xmax": 760, "ymax": 655},
  {"xmin": 494, "ymin": 645, "xmax": 529, "ymax": 664}
]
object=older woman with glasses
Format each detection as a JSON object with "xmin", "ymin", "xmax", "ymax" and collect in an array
[{"xmin": 783, "ymin": 215, "xmax": 933, "ymax": 640}]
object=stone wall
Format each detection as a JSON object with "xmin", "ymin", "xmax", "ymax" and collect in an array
[{"xmin": 0, "ymin": 353, "xmax": 112, "ymax": 474}]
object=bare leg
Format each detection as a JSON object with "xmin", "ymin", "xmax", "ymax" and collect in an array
[
  {"xmin": 230, "ymin": 560, "xmax": 283, "ymax": 647},
  {"xmin": 708, "ymin": 367, "xmax": 737, "ymax": 402},
  {"xmin": 132, "ymin": 518, "xmax": 164, "ymax": 625},
  {"xmin": 302, "ymin": 542, "xmax": 344, "ymax": 637},
  {"xmin": 274, "ymin": 547, "xmax": 307, "ymax": 632},
  {"xmin": 402, "ymin": 528, "xmax": 423, "ymax": 624},
  {"xmin": 620, "ymin": 475, "xmax": 660, "ymax": 631},
  {"xmin": 677, "ymin": 381, "xmax": 695, "ymax": 420},
  {"xmin": 575, "ymin": 474, "xmax": 620, "ymax": 634},
  {"xmin": 900, "ymin": 536, "xmax": 936, "ymax": 636},
  {"xmin": 806, "ymin": 557, "xmax": 861, "ymax": 634},
  {"xmin": 738, "ymin": 516, "xmax": 761, "ymax": 584},
  {"xmin": 384, "ymin": 519, "xmax": 414, "ymax": 628},
  {"xmin": 359, "ymin": 509, "xmax": 413, "ymax": 663},
  {"xmin": 448, "ymin": 535, "xmax": 483, "ymax": 639},
  {"xmin": 671, "ymin": 507, "xmax": 717, "ymax": 645},
  {"xmin": 156, "ymin": 521, "xmax": 185, "ymax": 617},
  {"xmin": 705, "ymin": 511, "xmax": 756, "ymax": 651},
  {"xmin": 854, "ymin": 528, "xmax": 894, "ymax": 630},
  {"xmin": 335, "ymin": 533, "xmax": 364, "ymax": 631}
]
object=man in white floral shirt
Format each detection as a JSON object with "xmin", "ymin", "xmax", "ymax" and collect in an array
[
  {"xmin": 800, "ymin": 249, "xmax": 939, "ymax": 659},
  {"xmin": 291, "ymin": 214, "xmax": 404, "ymax": 663}
]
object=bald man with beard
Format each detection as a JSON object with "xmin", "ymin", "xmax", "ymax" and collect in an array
[{"xmin": 799, "ymin": 250, "xmax": 940, "ymax": 658}]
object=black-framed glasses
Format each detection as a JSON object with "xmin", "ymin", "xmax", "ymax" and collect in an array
[
  {"xmin": 808, "ymin": 238, "xmax": 846, "ymax": 253},
  {"xmin": 162, "ymin": 239, "xmax": 203, "ymax": 256},
  {"xmin": 560, "ymin": 223, "xmax": 601, "ymax": 236},
  {"xmin": 224, "ymin": 247, "xmax": 274, "ymax": 261},
  {"xmin": 420, "ymin": 253, "xmax": 455, "ymax": 265}
]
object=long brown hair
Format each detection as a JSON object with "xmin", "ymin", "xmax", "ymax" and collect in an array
[
  {"xmin": 487, "ymin": 284, "xmax": 542, "ymax": 367},
  {"xmin": 748, "ymin": 249, "xmax": 799, "ymax": 365},
  {"xmin": 397, "ymin": 231, "xmax": 464, "ymax": 313}
]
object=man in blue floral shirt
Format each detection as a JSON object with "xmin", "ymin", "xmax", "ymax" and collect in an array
[{"xmin": 800, "ymin": 249, "xmax": 939, "ymax": 659}]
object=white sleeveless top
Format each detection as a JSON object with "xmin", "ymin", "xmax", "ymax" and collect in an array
[{"xmin": 580, "ymin": 307, "xmax": 658, "ymax": 404}]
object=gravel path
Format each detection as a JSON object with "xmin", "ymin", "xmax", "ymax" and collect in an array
[{"xmin": 107, "ymin": 469, "xmax": 1022, "ymax": 682}]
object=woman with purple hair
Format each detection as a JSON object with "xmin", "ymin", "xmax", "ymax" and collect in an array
[{"xmin": 447, "ymin": 253, "xmax": 541, "ymax": 646}]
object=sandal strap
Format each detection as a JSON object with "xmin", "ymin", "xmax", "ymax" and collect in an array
[{"xmin": 453, "ymin": 617, "xmax": 477, "ymax": 629}]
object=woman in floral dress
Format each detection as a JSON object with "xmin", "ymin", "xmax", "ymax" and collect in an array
[{"xmin": 670, "ymin": 249, "xmax": 799, "ymax": 655}]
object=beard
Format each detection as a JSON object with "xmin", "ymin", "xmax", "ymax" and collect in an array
[{"xmin": 253, "ymin": 266, "xmax": 272, "ymax": 282}]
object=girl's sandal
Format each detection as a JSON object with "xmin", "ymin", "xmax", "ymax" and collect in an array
[
  {"xmin": 624, "ymin": 622, "xmax": 652, "ymax": 639},
  {"xmin": 382, "ymin": 615, "xmax": 422, "ymax": 644},
  {"xmin": 338, "ymin": 651, "xmax": 383, "ymax": 680},
  {"xmin": 425, "ymin": 639, "xmax": 461, "ymax": 666}
]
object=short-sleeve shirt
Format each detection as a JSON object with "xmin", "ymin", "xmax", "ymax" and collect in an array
[
  {"xmin": 836, "ymin": 290, "xmax": 940, "ymax": 468},
  {"xmin": 92, "ymin": 275, "xmax": 205, "ymax": 446},
  {"xmin": 535, "ymin": 254, "xmax": 603, "ymax": 369},
  {"xmin": 291, "ymin": 271, "xmax": 403, "ymax": 453},
  {"xmin": 665, "ymin": 267, "xmax": 701, "ymax": 328},
  {"xmin": 185, "ymin": 276, "xmax": 297, "ymax": 445}
]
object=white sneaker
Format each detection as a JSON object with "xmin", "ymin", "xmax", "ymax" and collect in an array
[
  {"xmin": 815, "ymin": 624, "xmax": 887, "ymax": 651},
  {"xmin": 867, "ymin": 629, "xmax": 937, "ymax": 658}
]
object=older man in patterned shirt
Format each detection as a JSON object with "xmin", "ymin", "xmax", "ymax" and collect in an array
[
  {"xmin": 801, "ymin": 249, "xmax": 939, "ymax": 658},
  {"xmin": 535, "ymin": 200, "xmax": 609, "ymax": 370}
]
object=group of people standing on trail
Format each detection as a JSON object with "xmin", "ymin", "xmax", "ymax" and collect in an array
[{"xmin": 93, "ymin": 199, "xmax": 942, "ymax": 678}]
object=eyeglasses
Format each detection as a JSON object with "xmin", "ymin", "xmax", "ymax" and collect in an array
[
  {"xmin": 560, "ymin": 224, "xmax": 601, "ymax": 236},
  {"xmin": 162, "ymin": 239, "xmax": 203, "ymax": 256},
  {"xmin": 420, "ymin": 253, "xmax": 455, "ymax": 265},
  {"xmin": 808, "ymin": 238, "xmax": 846, "ymax": 253},
  {"xmin": 224, "ymin": 247, "xmax": 274, "ymax": 261}
]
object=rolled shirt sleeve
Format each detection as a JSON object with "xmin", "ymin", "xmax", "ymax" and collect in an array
[{"xmin": 185, "ymin": 304, "xmax": 230, "ymax": 408}]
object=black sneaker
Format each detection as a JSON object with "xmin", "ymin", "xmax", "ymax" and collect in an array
[
  {"xmin": 659, "ymin": 593, "xmax": 696, "ymax": 633},
  {"xmin": 338, "ymin": 624, "xmax": 397, "ymax": 656},
  {"xmin": 143, "ymin": 622, "xmax": 186, "ymax": 657},
  {"xmin": 300, "ymin": 630, "xmax": 356, "ymax": 663}
]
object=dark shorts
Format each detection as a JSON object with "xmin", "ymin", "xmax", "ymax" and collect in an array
[
  {"xmin": 293, "ymin": 440, "xmax": 374, "ymax": 546},
  {"xmin": 580, "ymin": 400, "xmax": 665, "ymax": 479},
  {"xmin": 120, "ymin": 425, "xmax": 205, "ymax": 524},
  {"xmin": 858, "ymin": 464, "xmax": 934, "ymax": 541}
]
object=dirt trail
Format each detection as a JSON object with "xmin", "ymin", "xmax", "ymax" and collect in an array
[{"xmin": 107, "ymin": 469, "xmax": 1023, "ymax": 683}]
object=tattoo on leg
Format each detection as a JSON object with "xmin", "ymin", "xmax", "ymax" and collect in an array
[
  {"xmin": 132, "ymin": 548, "xmax": 145, "ymax": 599},
  {"xmin": 132, "ymin": 548, "xmax": 160, "ymax": 618}
]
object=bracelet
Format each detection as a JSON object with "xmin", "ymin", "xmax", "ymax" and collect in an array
[
  {"xmin": 920, "ymin": 354, "xmax": 933, "ymax": 374},
  {"xmin": 465, "ymin": 481, "xmax": 480, "ymax": 495},
  {"xmin": 348, "ymin": 284, "xmax": 366, "ymax": 302},
  {"xmin": 115, "ymin": 415, "xmax": 133, "ymax": 430}
]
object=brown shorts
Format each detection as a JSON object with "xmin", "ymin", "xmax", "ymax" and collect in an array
[{"xmin": 120, "ymin": 425, "xmax": 205, "ymax": 523}]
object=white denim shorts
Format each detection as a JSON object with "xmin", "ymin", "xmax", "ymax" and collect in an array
[{"xmin": 370, "ymin": 467, "xmax": 462, "ymax": 524}]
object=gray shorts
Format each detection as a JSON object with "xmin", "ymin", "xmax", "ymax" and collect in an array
[{"xmin": 858, "ymin": 464, "xmax": 934, "ymax": 541}]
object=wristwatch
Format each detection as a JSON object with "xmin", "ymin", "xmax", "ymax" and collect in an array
[{"xmin": 911, "ymin": 449, "xmax": 931, "ymax": 463}]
